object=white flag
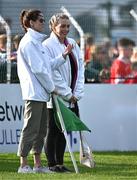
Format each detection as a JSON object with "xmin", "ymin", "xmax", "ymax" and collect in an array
[{"xmin": 79, "ymin": 132, "xmax": 95, "ymax": 168}]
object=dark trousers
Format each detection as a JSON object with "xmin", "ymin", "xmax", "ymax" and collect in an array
[{"xmin": 44, "ymin": 103, "xmax": 79, "ymax": 167}]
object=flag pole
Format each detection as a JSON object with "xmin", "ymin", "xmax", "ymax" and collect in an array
[{"xmin": 53, "ymin": 94, "xmax": 79, "ymax": 173}]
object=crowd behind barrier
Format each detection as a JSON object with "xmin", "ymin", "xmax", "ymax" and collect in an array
[
  {"xmin": 1, "ymin": 33, "xmax": 137, "ymax": 84},
  {"xmin": 84, "ymin": 34, "xmax": 137, "ymax": 84},
  {"xmin": 0, "ymin": 62, "xmax": 19, "ymax": 83},
  {"xmin": 0, "ymin": 33, "xmax": 22, "ymax": 83}
]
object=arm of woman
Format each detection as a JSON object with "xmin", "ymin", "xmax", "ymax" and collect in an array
[
  {"xmin": 53, "ymin": 69, "xmax": 73, "ymax": 101},
  {"xmin": 73, "ymin": 42, "xmax": 85, "ymax": 100},
  {"xmin": 43, "ymin": 43, "xmax": 73, "ymax": 70}
]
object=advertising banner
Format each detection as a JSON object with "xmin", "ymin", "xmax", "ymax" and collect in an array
[{"xmin": 0, "ymin": 84, "xmax": 137, "ymax": 152}]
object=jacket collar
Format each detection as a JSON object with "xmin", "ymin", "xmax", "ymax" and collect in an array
[
  {"xmin": 27, "ymin": 28, "xmax": 47, "ymax": 44},
  {"xmin": 50, "ymin": 32, "xmax": 68, "ymax": 45}
]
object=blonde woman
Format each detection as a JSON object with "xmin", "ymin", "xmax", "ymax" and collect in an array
[{"xmin": 43, "ymin": 13, "xmax": 84, "ymax": 172}]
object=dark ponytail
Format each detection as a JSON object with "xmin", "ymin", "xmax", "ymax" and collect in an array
[
  {"xmin": 20, "ymin": 9, "xmax": 28, "ymax": 32},
  {"xmin": 19, "ymin": 9, "xmax": 42, "ymax": 32}
]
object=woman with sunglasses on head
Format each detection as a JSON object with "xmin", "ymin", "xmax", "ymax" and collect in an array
[
  {"xmin": 17, "ymin": 9, "xmax": 73, "ymax": 174},
  {"xmin": 42, "ymin": 13, "xmax": 85, "ymax": 173}
]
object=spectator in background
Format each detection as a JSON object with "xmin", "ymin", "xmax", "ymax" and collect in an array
[
  {"xmin": 130, "ymin": 47, "xmax": 137, "ymax": 83},
  {"xmin": 131, "ymin": 46, "xmax": 137, "ymax": 63},
  {"xmin": 0, "ymin": 34, "xmax": 7, "ymax": 62},
  {"xmin": 110, "ymin": 38, "xmax": 135, "ymax": 84},
  {"xmin": 130, "ymin": 62, "xmax": 137, "ymax": 83},
  {"xmin": 13, "ymin": 34, "xmax": 22, "ymax": 50},
  {"xmin": 85, "ymin": 44, "xmax": 111, "ymax": 83},
  {"xmin": 102, "ymin": 37, "xmax": 119, "ymax": 61},
  {"xmin": 109, "ymin": 41, "xmax": 119, "ymax": 61},
  {"xmin": 10, "ymin": 34, "xmax": 23, "ymax": 62},
  {"xmin": 43, "ymin": 12, "xmax": 84, "ymax": 172},
  {"xmin": 84, "ymin": 33, "xmax": 95, "ymax": 66},
  {"xmin": 0, "ymin": 33, "xmax": 22, "ymax": 63}
]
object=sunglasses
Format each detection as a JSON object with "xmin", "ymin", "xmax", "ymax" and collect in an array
[{"xmin": 38, "ymin": 18, "xmax": 45, "ymax": 23}]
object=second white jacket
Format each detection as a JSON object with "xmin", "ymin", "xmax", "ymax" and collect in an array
[{"xmin": 43, "ymin": 32, "xmax": 85, "ymax": 107}]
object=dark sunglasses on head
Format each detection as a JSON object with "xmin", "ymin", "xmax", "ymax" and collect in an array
[{"xmin": 38, "ymin": 18, "xmax": 45, "ymax": 23}]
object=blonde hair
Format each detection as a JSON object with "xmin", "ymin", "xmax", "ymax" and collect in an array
[{"xmin": 49, "ymin": 13, "xmax": 69, "ymax": 31}]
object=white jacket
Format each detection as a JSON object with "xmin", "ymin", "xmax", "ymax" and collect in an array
[
  {"xmin": 17, "ymin": 28, "xmax": 66, "ymax": 102},
  {"xmin": 42, "ymin": 32, "xmax": 85, "ymax": 107}
]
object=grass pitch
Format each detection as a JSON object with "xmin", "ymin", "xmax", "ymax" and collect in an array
[{"xmin": 0, "ymin": 151, "xmax": 137, "ymax": 180}]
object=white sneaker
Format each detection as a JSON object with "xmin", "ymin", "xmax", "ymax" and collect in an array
[
  {"xmin": 18, "ymin": 165, "xmax": 33, "ymax": 173},
  {"xmin": 33, "ymin": 166, "xmax": 54, "ymax": 173}
]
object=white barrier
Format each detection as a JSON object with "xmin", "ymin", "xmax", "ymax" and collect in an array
[
  {"xmin": 0, "ymin": 84, "xmax": 137, "ymax": 152},
  {"xmin": 79, "ymin": 84, "xmax": 137, "ymax": 151}
]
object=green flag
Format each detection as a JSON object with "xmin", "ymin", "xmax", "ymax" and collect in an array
[{"xmin": 54, "ymin": 96, "xmax": 91, "ymax": 132}]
